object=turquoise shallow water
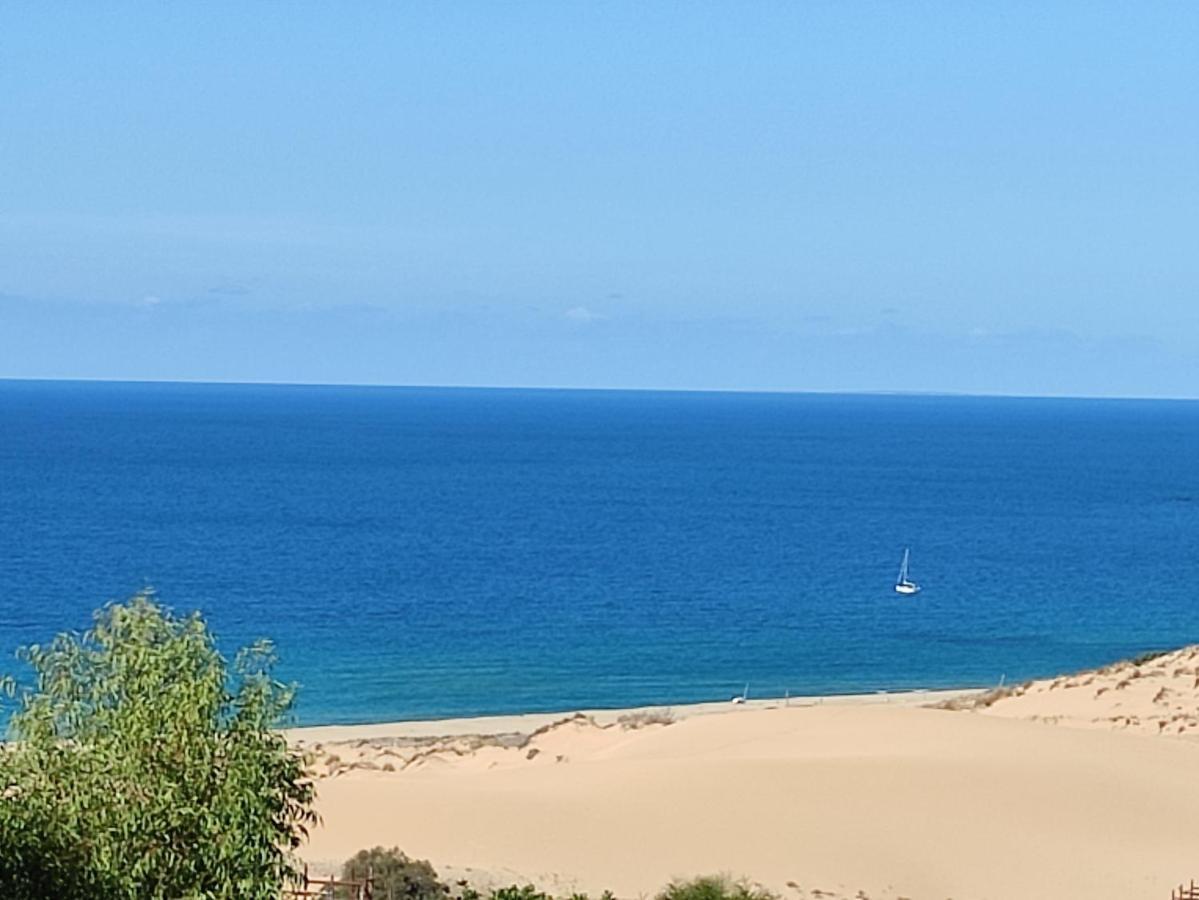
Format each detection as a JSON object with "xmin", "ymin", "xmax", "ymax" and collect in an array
[{"xmin": 1, "ymin": 380, "xmax": 1198, "ymax": 725}]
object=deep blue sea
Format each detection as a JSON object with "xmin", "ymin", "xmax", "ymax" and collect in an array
[{"xmin": 2, "ymin": 380, "xmax": 1198, "ymax": 725}]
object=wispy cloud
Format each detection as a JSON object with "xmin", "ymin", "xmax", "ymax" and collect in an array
[
  {"xmin": 207, "ymin": 284, "xmax": 251, "ymax": 297},
  {"xmin": 564, "ymin": 306, "xmax": 605, "ymax": 324}
]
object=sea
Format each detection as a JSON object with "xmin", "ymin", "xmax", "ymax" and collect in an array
[{"xmin": 1, "ymin": 379, "xmax": 1197, "ymax": 726}]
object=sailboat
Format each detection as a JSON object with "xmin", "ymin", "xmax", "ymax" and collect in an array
[{"xmin": 894, "ymin": 548, "xmax": 921, "ymax": 595}]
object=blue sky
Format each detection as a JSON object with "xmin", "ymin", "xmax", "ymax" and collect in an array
[{"xmin": 2, "ymin": 3, "xmax": 1197, "ymax": 396}]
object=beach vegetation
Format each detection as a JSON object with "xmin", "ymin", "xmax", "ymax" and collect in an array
[
  {"xmin": 656, "ymin": 875, "xmax": 778, "ymax": 900},
  {"xmin": 933, "ymin": 684, "xmax": 1022, "ymax": 711},
  {"xmin": 461, "ymin": 886, "xmax": 613, "ymax": 900},
  {"xmin": 489, "ymin": 887, "xmax": 553, "ymax": 900},
  {"xmin": 615, "ymin": 708, "xmax": 675, "ymax": 729},
  {"xmin": 0, "ymin": 592, "xmax": 316, "ymax": 900},
  {"xmin": 342, "ymin": 846, "xmax": 445, "ymax": 900},
  {"xmin": 340, "ymin": 854, "xmax": 623, "ymax": 900},
  {"xmin": 1130, "ymin": 649, "xmax": 1169, "ymax": 666}
]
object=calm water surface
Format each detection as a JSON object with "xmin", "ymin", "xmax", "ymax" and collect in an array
[{"xmin": 1, "ymin": 380, "xmax": 1197, "ymax": 724}]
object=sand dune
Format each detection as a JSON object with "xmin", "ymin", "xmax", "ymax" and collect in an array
[
  {"xmin": 976, "ymin": 645, "xmax": 1199, "ymax": 737},
  {"xmin": 295, "ymin": 655, "xmax": 1199, "ymax": 900}
]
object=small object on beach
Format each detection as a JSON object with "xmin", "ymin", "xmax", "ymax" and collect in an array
[
  {"xmin": 731, "ymin": 682, "xmax": 749, "ymax": 704},
  {"xmin": 894, "ymin": 547, "xmax": 921, "ymax": 595}
]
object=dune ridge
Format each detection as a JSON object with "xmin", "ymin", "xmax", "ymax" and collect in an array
[
  {"xmin": 294, "ymin": 709, "xmax": 678, "ymax": 778},
  {"xmin": 297, "ymin": 650, "xmax": 1199, "ymax": 900},
  {"xmin": 972, "ymin": 645, "xmax": 1199, "ymax": 737}
]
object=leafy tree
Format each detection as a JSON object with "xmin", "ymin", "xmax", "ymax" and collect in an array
[
  {"xmin": 0, "ymin": 592, "xmax": 317, "ymax": 899},
  {"xmin": 342, "ymin": 846, "xmax": 446, "ymax": 900}
]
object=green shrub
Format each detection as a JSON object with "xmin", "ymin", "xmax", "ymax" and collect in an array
[
  {"xmin": 1130, "ymin": 649, "xmax": 1169, "ymax": 666},
  {"xmin": 485, "ymin": 887, "xmax": 612, "ymax": 900},
  {"xmin": 0, "ymin": 592, "xmax": 316, "ymax": 900},
  {"xmin": 491, "ymin": 887, "xmax": 553, "ymax": 900},
  {"xmin": 342, "ymin": 846, "xmax": 446, "ymax": 900},
  {"xmin": 656, "ymin": 875, "xmax": 777, "ymax": 900},
  {"xmin": 455, "ymin": 883, "xmax": 613, "ymax": 900}
]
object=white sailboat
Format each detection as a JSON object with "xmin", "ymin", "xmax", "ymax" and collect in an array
[{"xmin": 894, "ymin": 547, "xmax": 921, "ymax": 595}]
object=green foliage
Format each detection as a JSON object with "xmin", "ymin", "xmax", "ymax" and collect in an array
[
  {"xmin": 485, "ymin": 887, "xmax": 614, "ymax": 900},
  {"xmin": 656, "ymin": 875, "xmax": 777, "ymax": 900},
  {"xmin": 1130, "ymin": 649, "xmax": 1168, "ymax": 666},
  {"xmin": 490, "ymin": 887, "xmax": 552, "ymax": 900},
  {"xmin": 342, "ymin": 846, "xmax": 445, "ymax": 900},
  {"xmin": 348, "ymin": 861, "xmax": 620, "ymax": 900},
  {"xmin": 0, "ymin": 592, "xmax": 316, "ymax": 900}
]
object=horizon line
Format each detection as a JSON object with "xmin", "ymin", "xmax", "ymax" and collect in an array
[{"xmin": 1, "ymin": 375, "xmax": 1197, "ymax": 404}]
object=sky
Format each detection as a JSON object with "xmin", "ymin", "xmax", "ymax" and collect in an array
[{"xmin": 1, "ymin": 2, "xmax": 1197, "ymax": 396}]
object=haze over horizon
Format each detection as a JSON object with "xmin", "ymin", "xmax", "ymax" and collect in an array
[
  {"xmin": 2, "ymin": 4, "xmax": 1197, "ymax": 398},
  {"xmin": 5, "ymin": 377, "xmax": 1199, "ymax": 406}
]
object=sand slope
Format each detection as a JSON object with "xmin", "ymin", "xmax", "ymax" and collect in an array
[
  {"xmin": 978, "ymin": 645, "xmax": 1199, "ymax": 737},
  {"xmin": 298, "ymin": 658, "xmax": 1199, "ymax": 900}
]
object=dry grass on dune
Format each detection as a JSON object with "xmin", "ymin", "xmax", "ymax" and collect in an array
[
  {"xmin": 295, "ymin": 709, "xmax": 678, "ymax": 778},
  {"xmin": 969, "ymin": 644, "xmax": 1199, "ymax": 736}
]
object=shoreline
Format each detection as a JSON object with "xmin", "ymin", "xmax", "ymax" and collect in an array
[
  {"xmin": 297, "ymin": 646, "xmax": 1199, "ymax": 899},
  {"xmin": 285, "ymin": 686, "xmax": 983, "ymax": 743}
]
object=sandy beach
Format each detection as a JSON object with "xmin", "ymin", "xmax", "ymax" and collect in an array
[{"xmin": 292, "ymin": 649, "xmax": 1199, "ymax": 900}]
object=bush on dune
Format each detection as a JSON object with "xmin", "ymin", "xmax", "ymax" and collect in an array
[
  {"xmin": 487, "ymin": 887, "xmax": 554, "ymax": 900},
  {"xmin": 0, "ymin": 592, "xmax": 316, "ymax": 900},
  {"xmin": 467, "ymin": 876, "xmax": 769, "ymax": 900},
  {"xmin": 656, "ymin": 875, "xmax": 778, "ymax": 900},
  {"xmin": 342, "ymin": 846, "xmax": 445, "ymax": 900},
  {"xmin": 340, "ymin": 851, "xmax": 768, "ymax": 900},
  {"xmin": 462, "ymin": 886, "xmax": 613, "ymax": 900}
]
